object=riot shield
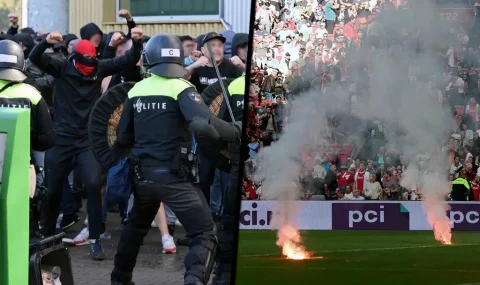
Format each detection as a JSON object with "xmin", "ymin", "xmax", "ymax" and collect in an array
[
  {"xmin": 197, "ymin": 78, "xmax": 235, "ymax": 173},
  {"xmin": 88, "ymin": 82, "xmax": 136, "ymax": 169}
]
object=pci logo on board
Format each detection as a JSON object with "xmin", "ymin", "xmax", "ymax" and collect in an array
[
  {"xmin": 448, "ymin": 204, "xmax": 480, "ymax": 231},
  {"xmin": 332, "ymin": 203, "xmax": 410, "ymax": 230},
  {"xmin": 239, "ymin": 202, "xmax": 272, "ymax": 226}
]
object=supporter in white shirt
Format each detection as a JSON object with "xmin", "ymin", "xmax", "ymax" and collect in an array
[
  {"xmin": 307, "ymin": 0, "xmax": 319, "ymax": 7},
  {"xmin": 299, "ymin": 22, "xmax": 314, "ymax": 42},
  {"xmin": 402, "ymin": 189, "xmax": 419, "ymax": 201},
  {"xmin": 292, "ymin": 5, "xmax": 304, "ymax": 21},
  {"xmin": 349, "ymin": 189, "xmax": 365, "ymax": 200},
  {"xmin": 283, "ymin": 36, "xmax": 295, "ymax": 52},
  {"xmin": 316, "ymin": 23, "xmax": 328, "ymax": 39},
  {"xmin": 449, "ymin": 156, "xmax": 463, "ymax": 177},
  {"xmin": 344, "ymin": 185, "xmax": 354, "ymax": 200},
  {"xmin": 364, "ymin": 175, "xmax": 382, "ymax": 200},
  {"xmin": 313, "ymin": 161, "xmax": 327, "ymax": 179}
]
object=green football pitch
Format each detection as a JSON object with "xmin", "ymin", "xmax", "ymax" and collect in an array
[{"xmin": 235, "ymin": 230, "xmax": 480, "ymax": 285}]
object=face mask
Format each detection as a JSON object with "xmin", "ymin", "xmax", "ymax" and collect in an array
[{"xmin": 73, "ymin": 39, "xmax": 98, "ymax": 76}]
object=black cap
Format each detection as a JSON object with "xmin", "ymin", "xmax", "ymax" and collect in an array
[
  {"xmin": 196, "ymin": 34, "xmax": 205, "ymax": 51},
  {"xmin": 201, "ymin": 32, "xmax": 226, "ymax": 47}
]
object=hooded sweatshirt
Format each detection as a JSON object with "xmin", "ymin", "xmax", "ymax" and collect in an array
[
  {"xmin": 220, "ymin": 30, "xmax": 236, "ymax": 59},
  {"xmin": 231, "ymin": 33, "xmax": 249, "ymax": 62},
  {"xmin": 80, "ymin": 22, "xmax": 105, "ymax": 58},
  {"xmin": 12, "ymin": 33, "xmax": 35, "ymax": 58}
]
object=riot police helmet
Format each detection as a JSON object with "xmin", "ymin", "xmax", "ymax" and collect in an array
[
  {"xmin": 142, "ymin": 34, "xmax": 187, "ymax": 78},
  {"xmin": 0, "ymin": 40, "xmax": 26, "ymax": 82}
]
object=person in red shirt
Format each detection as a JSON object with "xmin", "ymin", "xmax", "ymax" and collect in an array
[
  {"xmin": 242, "ymin": 179, "xmax": 257, "ymax": 200},
  {"xmin": 354, "ymin": 162, "xmax": 370, "ymax": 194},
  {"xmin": 337, "ymin": 166, "xmax": 355, "ymax": 191},
  {"xmin": 471, "ymin": 175, "xmax": 480, "ymax": 201}
]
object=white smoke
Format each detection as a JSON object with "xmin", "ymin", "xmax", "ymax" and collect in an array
[{"xmin": 255, "ymin": 0, "xmax": 454, "ymax": 243}]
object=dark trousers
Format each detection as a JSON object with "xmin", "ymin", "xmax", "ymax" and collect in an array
[
  {"xmin": 43, "ymin": 138, "xmax": 103, "ymax": 239},
  {"xmin": 326, "ymin": 20, "xmax": 335, "ymax": 34},
  {"xmin": 216, "ymin": 141, "xmax": 241, "ymax": 277},
  {"xmin": 61, "ymin": 161, "xmax": 83, "ymax": 216},
  {"xmin": 113, "ymin": 166, "xmax": 217, "ymax": 284},
  {"xmin": 198, "ymin": 149, "xmax": 216, "ymax": 204}
]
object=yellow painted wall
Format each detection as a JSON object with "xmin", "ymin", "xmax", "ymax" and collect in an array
[{"xmin": 68, "ymin": 0, "xmax": 223, "ymax": 37}]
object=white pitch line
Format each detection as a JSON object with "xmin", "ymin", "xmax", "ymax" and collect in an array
[{"xmin": 240, "ymin": 243, "xmax": 480, "ymax": 258}]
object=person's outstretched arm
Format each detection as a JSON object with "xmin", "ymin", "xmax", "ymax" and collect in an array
[{"xmin": 28, "ymin": 32, "xmax": 66, "ymax": 77}]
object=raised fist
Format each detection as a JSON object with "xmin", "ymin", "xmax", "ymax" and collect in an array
[
  {"xmin": 8, "ymin": 13, "xmax": 18, "ymax": 26},
  {"xmin": 195, "ymin": 56, "xmax": 210, "ymax": 68},
  {"xmin": 46, "ymin": 32, "xmax": 63, "ymax": 44},
  {"xmin": 110, "ymin": 32, "xmax": 124, "ymax": 47},
  {"xmin": 118, "ymin": 9, "xmax": 133, "ymax": 21},
  {"xmin": 131, "ymin": 27, "xmax": 144, "ymax": 41},
  {"xmin": 230, "ymin": 56, "xmax": 244, "ymax": 68},
  {"xmin": 191, "ymin": 50, "xmax": 202, "ymax": 61}
]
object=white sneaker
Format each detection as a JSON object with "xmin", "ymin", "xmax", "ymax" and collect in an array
[
  {"xmin": 151, "ymin": 221, "xmax": 157, "ymax": 228},
  {"xmin": 162, "ymin": 235, "xmax": 177, "ymax": 254},
  {"xmin": 72, "ymin": 227, "xmax": 93, "ymax": 246}
]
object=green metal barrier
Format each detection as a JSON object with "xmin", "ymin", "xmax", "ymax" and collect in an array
[{"xmin": 0, "ymin": 108, "xmax": 30, "ymax": 285}]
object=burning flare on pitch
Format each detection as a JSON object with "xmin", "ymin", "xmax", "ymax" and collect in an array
[{"xmin": 276, "ymin": 224, "xmax": 312, "ymax": 260}]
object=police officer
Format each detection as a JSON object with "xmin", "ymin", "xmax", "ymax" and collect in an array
[
  {"xmin": 451, "ymin": 168, "xmax": 473, "ymax": 201},
  {"xmin": 0, "ymin": 39, "xmax": 55, "ymax": 161},
  {"xmin": 0, "ymin": 40, "xmax": 55, "ymax": 237},
  {"xmin": 110, "ymin": 34, "xmax": 242, "ymax": 285}
]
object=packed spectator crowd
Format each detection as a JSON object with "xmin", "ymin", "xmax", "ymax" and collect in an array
[
  {"xmin": 244, "ymin": 0, "xmax": 480, "ymax": 202},
  {"xmin": 1, "ymin": 8, "xmax": 248, "ymax": 263}
]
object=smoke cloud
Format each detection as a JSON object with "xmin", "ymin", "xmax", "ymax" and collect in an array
[{"xmin": 255, "ymin": 0, "xmax": 455, "ymax": 244}]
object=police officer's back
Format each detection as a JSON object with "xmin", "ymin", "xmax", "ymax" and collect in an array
[
  {"xmin": 451, "ymin": 169, "xmax": 473, "ymax": 201},
  {"xmin": 0, "ymin": 40, "xmax": 55, "ymax": 154},
  {"xmin": 111, "ymin": 34, "xmax": 241, "ymax": 285}
]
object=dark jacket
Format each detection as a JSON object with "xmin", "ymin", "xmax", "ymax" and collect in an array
[
  {"xmin": 80, "ymin": 22, "xmax": 106, "ymax": 58},
  {"xmin": 29, "ymin": 38, "xmax": 142, "ymax": 140},
  {"xmin": 221, "ymin": 30, "xmax": 236, "ymax": 59},
  {"xmin": 231, "ymin": 32, "xmax": 248, "ymax": 60},
  {"xmin": 25, "ymin": 58, "xmax": 56, "ymax": 108},
  {"xmin": 102, "ymin": 20, "xmax": 141, "ymax": 89}
]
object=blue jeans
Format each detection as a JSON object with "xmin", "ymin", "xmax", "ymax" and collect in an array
[
  {"xmin": 210, "ymin": 169, "xmax": 230, "ymax": 214},
  {"xmin": 264, "ymin": 92, "xmax": 273, "ymax": 101}
]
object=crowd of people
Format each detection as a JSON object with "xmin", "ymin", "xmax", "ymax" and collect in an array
[
  {"xmin": 244, "ymin": 0, "xmax": 480, "ymax": 202},
  {"xmin": 1, "ymin": 7, "xmax": 248, "ymax": 285}
]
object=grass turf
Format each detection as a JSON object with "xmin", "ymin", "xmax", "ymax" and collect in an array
[{"xmin": 235, "ymin": 230, "xmax": 480, "ymax": 285}]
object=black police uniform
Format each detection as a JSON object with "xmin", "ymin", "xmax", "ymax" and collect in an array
[
  {"xmin": 111, "ymin": 34, "xmax": 242, "ymax": 285},
  {"xmin": 213, "ymin": 74, "xmax": 245, "ymax": 285},
  {"xmin": 0, "ymin": 40, "xmax": 56, "ymax": 236},
  {"xmin": 0, "ymin": 40, "xmax": 55, "ymax": 157}
]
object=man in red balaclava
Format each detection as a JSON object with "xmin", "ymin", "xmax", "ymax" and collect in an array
[
  {"xmin": 73, "ymin": 39, "xmax": 98, "ymax": 76},
  {"xmin": 29, "ymin": 28, "xmax": 144, "ymax": 261}
]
